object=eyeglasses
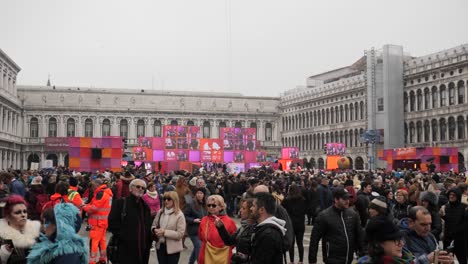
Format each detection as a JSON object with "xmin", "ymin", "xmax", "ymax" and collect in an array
[
  {"xmin": 163, "ymin": 197, "xmax": 172, "ymax": 201},
  {"xmin": 133, "ymin": 185, "xmax": 146, "ymax": 190},
  {"xmin": 207, "ymin": 204, "xmax": 218, "ymax": 208},
  {"xmin": 13, "ymin": 210, "xmax": 28, "ymax": 215}
]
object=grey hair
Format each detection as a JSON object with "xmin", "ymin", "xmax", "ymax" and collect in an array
[{"xmin": 129, "ymin": 179, "xmax": 146, "ymax": 191}]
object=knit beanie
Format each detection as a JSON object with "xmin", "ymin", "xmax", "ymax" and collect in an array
[{"xmin": 369, "ymin": 196, "xmax": 387, "ymax": 215}]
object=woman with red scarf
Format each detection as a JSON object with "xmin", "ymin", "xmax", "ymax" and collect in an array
[{"xmin": 198, "ymin": 195, "xmax": 237, "ymax": 264}]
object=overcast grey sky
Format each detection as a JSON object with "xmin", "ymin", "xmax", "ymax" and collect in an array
[{"xmin": 2, "ymin": 0, "xmax": 468, "ymax": 96}]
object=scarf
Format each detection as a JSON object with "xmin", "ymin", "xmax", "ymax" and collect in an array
[
  {"xmin": 357, "ymin": 248, "xmax": 414, "ymax": 264},
  {"xmin": 146, "ymin": 190, "xmax": 158, "ymax": 199},
  {"xmin": 156, "ymin": 207, "xmax": 174, "ymax": 246}
]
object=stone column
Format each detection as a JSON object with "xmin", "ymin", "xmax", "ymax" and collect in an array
[
  {"xmin": 144, "ymin": 118, "xmax": 150, "ymax": 137},
  {"xmin": 211, "ymin": 120, "xmax": 217, "ymax": 139},
  {"xmin": 42, "ymin": 116, "xmax": 48, "ymax": 138},
  {"xmin": 58, "ymin": 153, "xmax": 64, "ymax": 167},
  {"xmin": 95, "ymin": 117, "xmax": 101, "ymax": 137},
  {"xmin": 22, "ymin": 153, "xmax": 27, "ymax": 170},
  {"xmin": 129, "ymin": 118, "xmax": 136, "ymax": 139},
  {"xmin": 111, "ymin": 117, "xmax": 118, "ymax": 136}
]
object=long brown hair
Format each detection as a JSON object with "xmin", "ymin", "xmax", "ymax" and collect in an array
[{"xmin": 175, "ymin": 176, "xmax": 191, "ymax": 209}]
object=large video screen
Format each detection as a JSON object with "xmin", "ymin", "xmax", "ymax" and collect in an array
[
  {"xmin": 326, "ymin": 143, "xmax": 346, "ymax": 156},
  {"xmin": 282, "ymin": 147, "xmax": 300, "ymax": 159}
]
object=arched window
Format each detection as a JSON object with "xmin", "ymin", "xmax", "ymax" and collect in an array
[
  {"xmin": 330, "ymin": 108, "xmax": 334, "ymax": 124},
  {"xmin": 349, "ymin": 130, "xmax": 353, "ymax": 147},
  {"xmin": 424, "ymin": 88, "xmax": 430, "ymax": 110},
  {"xmin": 359, "ymin": 102, "xmax": 364, "ymax": 119},
  {"xmin": 417, "ymin": 90, "xmax": 422, "ymax": 111},
  {"xmin": 431, "ymin": 119, "xmax": 438, "ymax": 141},
  {"xmin": 344, "ymin": 105, "xmax": 349, "ymax": 121},
  {"xmin": 448, "ymin": 117, "xmax": 456, "ymax": 140},
  {"xmin": 409, "ymin": 91, "xmax": 415, "ymax": 111},
  {"xmin": 354, "ymin": 129, "xmax": 359, "ymax": 147},
  {"xmin": 85, "ymin": 118, "xmax": 93, "ymax": 137},
  {"xmin": 234, "ymin": 121, "xmax": 242, "ymax": 128},
  {"xmin": 265, "ymin": 123, "xmax": 272, "ymax": 141},
  {"xmin": 219, "ymin": 121, "xmax": 226, "ymax": 136},
  {"xmin": 458, "ymin": 80, "xmax": 465, "ymax": 104},
  {"xmin": 187, "ymin": 120, "xmax": 195, "ymax": 126},
  {"xmin": 170, "ymin": 120, "xmax": 178, "ymax": 126},
  {"xmin": 317, "ymin": 112, "xmax": 321, "ymax": 126},
  {"xmin": 335, "ymin": 107, "xmax": 339, "ymax": 123},
  {"xmin": 326, "ymin": 109, "xmax": 330, "ymax": 124},
  {"xmin": 448, "ymin": 83, "xmax": 455, "ymax": 105},
  {"xmin": 354, "ymin": 102, "xmax": 359, "ymax": 120},
  {"xmin": 203, "ymin": 121, "xmax": 211, "ymax": 138},
  {"xmin": 431, "ymin": 86, "xmax": 438, "ymax": 108},
  {"xmin": 30, "ymin": 117, "xmax": 39, "ymax": 138},
  {"xmin": 440, "ymin": 85, "xmax": 447, "ymax": 107},
  {"xmin": 344, "ymin": 130, "xmax": 348, "ymax": 146},
  {"xmin": 340, "ymin": 106, "xmax": 344, "ymax": 122},
  {"xmin": 403, "ymin": 92, "xmax": 408, "ymax": 112},
  {"xmin": 137, "ymin": 119, "xmax": 145, "ymax": 137},
  {"xmin": 102, "ymin": 119, "xmax": 110, "ymax": 136},
  {"xmin": 424, "ymin": 120, "xmax": 430, "ymax": 142},
  {"xmin": 120, "ymin": 119, "xmax": 128, "ymax": 138},
  {"xmin": 153, "ymin": 120, "xmax": 162, "ymax": 137},
  {"xmin": 250, "ymin": 122, "xmax": 257, "ymax": 138},
  {"xmin": 440, "ymin": 118, "xmax": 447, "ymax": 141},
  {"xmin": 350, "ymin": 104, "xmax": 354, "ymax": 121},
  {"xmin": 48, "ymin": 117, "xmax": 57, "ymax": 137},
  {"xmin": 67, "ymin": 118, "xmax": 75, "ymax": 137},
  {"xmin": 416, "ymin": 121, "xmax": 422, "ymax": 142},
  {"xmin": 457, "ymin": 116, "xmax": 465, "ymax": 139},
  {"xmin": 409, "ymin": 122, "xmax": 415, "ymax": 143}
]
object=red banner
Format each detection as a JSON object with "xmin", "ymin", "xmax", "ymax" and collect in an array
[{"xmin": 45, "ymin": 137, "xmax": 69, "ymax": 151}]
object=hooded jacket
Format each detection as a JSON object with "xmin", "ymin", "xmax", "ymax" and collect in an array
[
  {"xmin": 443, "ymin": 188, "xmax": 467, "ymax": 240},
  {"xmin": 27, "ymin": 203, "xmax": 88, "ymax": 264},
  {"xmin": 251, "ymin": 216, "xmax": 287, "ymax": 264},
  {"xmin": 419, "ymin": 191, "xmax": 442, "ymax": 239}
]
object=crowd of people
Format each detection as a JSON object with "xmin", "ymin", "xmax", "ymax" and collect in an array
[{"xmin": 0, "ymin": 164, "xmax": 468, "ymax": 264}]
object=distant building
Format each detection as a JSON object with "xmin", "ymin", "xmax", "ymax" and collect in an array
[{"xmin": 1, "ymin": 43, "xmax": 468, "ymax": 170}]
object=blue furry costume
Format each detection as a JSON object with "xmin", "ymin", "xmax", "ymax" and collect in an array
[{"xmin": 27, "ymin": 203, "xmax": 88, "ymax": 264}]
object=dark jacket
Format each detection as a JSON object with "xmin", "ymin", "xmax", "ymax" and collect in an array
[
  {"xmin": 251, "ymin": 217, "xmax": 287, "ymax": 264},
  {"xmin": 309, "ymin": 206, "xmax": 364, "ymax": 264},
  {"xmin": 355, "ymin": 190, "xmax": 371, "ymax": 227},
  {"xmin": 183, "ymin": 200, "xmax": 207, "ymax": 236},
  {"xmin": 108, "ymin": 195, "xmax": 152, "ymax": 264},
  {"xmin": 391, "ymin": 201, "xmax": 410, "ymax": 220},
  {"xmin": 442, "ymin": 188, "xmax": 467, "ymax": 241},
  {"xmin": 404, "ymin": 230, "xmax": 438, "ymax": 264},
  {"xmin": 281, "ymin": 196, "xmax": 306, "ymax": 232},
  {"xmin": 275, "ymin": 203, "xmax": 294, "ymax": 251},
  {"xmin": 216, "ymin": 219, "xmax": 255, "ymax": 256},
  {"xmin": 25, "ymin": 184, "xmax": 46, "ymax": 221},
  {"xmin": 317, "ymin": 184, "xmax": 333, "ymax": 211}
]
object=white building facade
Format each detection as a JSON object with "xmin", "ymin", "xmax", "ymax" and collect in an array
[{"xmin": 280, "ymin": 44, "xmax": 468, "ymax": 171}]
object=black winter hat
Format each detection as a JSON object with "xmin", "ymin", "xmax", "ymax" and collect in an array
[
  {"xmin": 333, "ymin": 187, "xmax": 350, "ymax": 200},
  {"xmin": 366, "ymin": 216, "xmax": 403, "ymax": 243},
  {"xmin": 419, "ymin": 191, "xmax": 438, "ymax": 206}
]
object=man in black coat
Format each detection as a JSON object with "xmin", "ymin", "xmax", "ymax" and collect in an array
[
  {"xmin": 355, "ymin": 181, "xmax": 372, "ymax": 227},
  {"xmin": 441, "ymin": 188, "xmax": 467, "ymax": 264},
  {"xmin": 108, "ymin": 179, "xmax": 152, "ymax": 264},
  {"xmin": 250, "ymin": 192, "xmax": 287, "ymax": 264},
  {"xmin": 309, "ymin": 187, "xmax": 364, "ymax": 264}
]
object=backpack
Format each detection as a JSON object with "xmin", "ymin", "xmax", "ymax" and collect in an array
[{"xmin": 35, "ymin": 194, "xmax": 50, "ymax": 215}]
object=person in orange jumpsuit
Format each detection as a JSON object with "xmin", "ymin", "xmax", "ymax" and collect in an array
[{"xmin": 84, "ymin": 179, "xmax": 113, "ymax": 264}]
